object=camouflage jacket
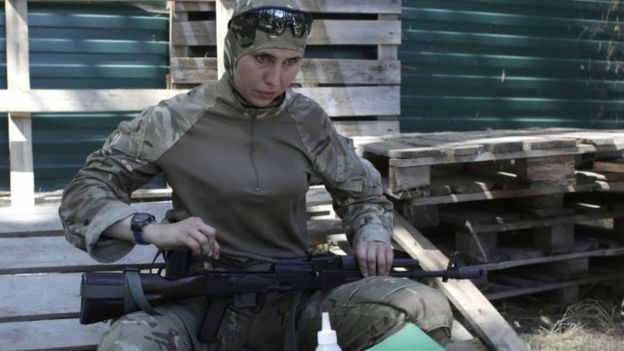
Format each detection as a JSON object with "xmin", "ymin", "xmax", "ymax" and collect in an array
[{"xmin": 59, "ymin": 77, "xmax": 393, "ymax": 262}]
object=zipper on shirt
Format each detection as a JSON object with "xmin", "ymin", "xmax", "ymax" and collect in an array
[{"xmin": 249, "ymin": 116, "xmax": 261, "ymax": 192}]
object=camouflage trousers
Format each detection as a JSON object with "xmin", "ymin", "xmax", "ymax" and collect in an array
[{"xmin": 98, "ymin": 276, "xmax": 453, "ymax": 351}]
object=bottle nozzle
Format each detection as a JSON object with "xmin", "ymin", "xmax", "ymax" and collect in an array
[{"xmin": 317, "ymin": 312, "xmax": 338, "ymax": 345}]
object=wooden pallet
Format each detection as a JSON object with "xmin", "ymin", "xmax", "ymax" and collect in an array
[
  {"xmin": 363, "ymin": 128, "xmax": 624, "ymax": 199},
  {"xmin": 168, "ymin": 0, "xmax": 402, "ymax": 137},
  {"xmin": 363, "ymin": 128, "xmax": 624, "ymax": 304}
]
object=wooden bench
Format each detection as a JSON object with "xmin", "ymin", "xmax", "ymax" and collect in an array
[
  {"xmin": 0, "ymin": 198, "xmax": 498, "ymax": 351},
  {"xmin": 0, "ymin": 189, "xmax": 344, "ymax": 351}
]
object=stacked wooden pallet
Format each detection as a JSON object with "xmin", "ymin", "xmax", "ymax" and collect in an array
[
  {"xmin": 168, "ymin": 0, "xmax": 402, "ymax": 137},
  {"xmin": 362, "ymin": 128, "xmax": 624, "ymax": 302}
]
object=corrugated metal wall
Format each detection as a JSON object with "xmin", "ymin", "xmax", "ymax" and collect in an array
[
  {"xmin": 0, "ymin": 3, "xmax": 169, "ymax": 192},
  {"xmin": 400, "ymin": 0, "xmax": 624, "ymax": 132}
]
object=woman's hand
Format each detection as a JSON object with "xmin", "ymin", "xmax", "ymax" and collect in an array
[
  {"xmin": 355, "ymin": 240, "xmax": 393, "ymax": 277},
  {"xmin": 143, "ymin": 217, "xmax": 220, "ymax": 258}
]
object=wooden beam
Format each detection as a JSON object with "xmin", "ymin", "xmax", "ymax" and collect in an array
[
  {"xmin": 293, "ymin": 0, "xmax": 401, "ymax": 14},
  {"xmin": 170, "ymin": 58, "xmax": 401, "ymax": 85},
  {"xmin": 0, "ymin": 273, "xmax": 85, "ymax": 322},
  {"xmin": 6, "ymin": 0, "xmax": 34, "ymax": 208},
  {"xmin": 0, "ymin": 319, "xmax": 106, "ymax": 351},
  {"xmin": 50, "ymin": 0, "xmax": 400, "ymax": 14},
  {"xmin": 215, "ymin": 0, "xmax": 235, "ymax": 79},
  {"xmin": 378, "ymin": 14, "xmax": 399, "ymax": 60},
  {"xmin": 173, "ymin": 19, "xmax": 401, "ymax": 46},
  {"xmin": 0, "ymin": 86, "xmax": 400, "ymax": 117},
  {"xmin": 332, "ymin": 119, "xmax": 400, "ymax": 138},
  {"xmin": 169, "ymin": 1, "xmax": 189, "ymax": 58},
  {"xmin": 393, "ymin": 214, "xmax": 530, "ymax": 351}
]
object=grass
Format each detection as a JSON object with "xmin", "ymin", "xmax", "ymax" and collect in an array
[{"xmin": 494, "ymin": 285, "xmax": 624, "ymax": 351}]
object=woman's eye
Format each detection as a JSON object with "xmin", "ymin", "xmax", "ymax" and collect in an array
[
  {"xmin": 255, "ymin": 54, "xmax": 270, "ymax": 63},
  {"xmin": 285, "ymin": 58, "xmax": 300, "ymax": 66}
]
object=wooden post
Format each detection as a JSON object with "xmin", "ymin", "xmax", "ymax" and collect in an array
[
  {"xmin": 6, "ymin": 0, "xmax": 34, "ymax": 208},
  {"xmin": 216, "ymin": 0, "xmax": 235, "ymax": 79},
  {"xmin": 378, "ymin": 14, "xmax": 399, "ymax": 61}
]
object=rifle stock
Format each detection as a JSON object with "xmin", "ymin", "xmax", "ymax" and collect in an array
[{"xmin": 80, "ymin": 254, "xmax": 482, "ymax": 324}]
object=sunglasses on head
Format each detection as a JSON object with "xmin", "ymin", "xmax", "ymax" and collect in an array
[{"xmin": 229, "ymin": 6, "xmax": 313, "ymax": 44}]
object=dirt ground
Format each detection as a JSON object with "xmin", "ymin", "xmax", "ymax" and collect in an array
[{"xmin": 493, "ymin": 284, "xmax": 624, "ymax": 351}]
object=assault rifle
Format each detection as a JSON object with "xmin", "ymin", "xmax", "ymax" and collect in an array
[{"xmin": 80, "ymin": 254, "xmax": 482, "ymax": 325}]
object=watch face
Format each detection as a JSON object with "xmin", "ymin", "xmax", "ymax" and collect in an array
[{"xmin": 133, "ymin": 213, "xmax": 152, "ymax": 223}]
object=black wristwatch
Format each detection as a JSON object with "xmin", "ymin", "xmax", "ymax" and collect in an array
[{"xmin": 130, "ymin": 212, "xmax": 155, "ymax": 245}]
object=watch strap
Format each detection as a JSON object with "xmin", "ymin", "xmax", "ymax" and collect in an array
[{"xmin": 131, "ymin": 213, "xmax": 155, "ymax": 245}]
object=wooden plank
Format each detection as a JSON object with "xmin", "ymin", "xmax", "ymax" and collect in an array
[
  {"xmin": 486, "ymin": 269, "xmax": 624, "ymax": 300},
  {"xmin": 516, "ymin": 155, "xmax": 576, "ymax": 185},
  {"xmin": 0, "ymin": 318, "xmax": 106, "ymax": 351},
  {"xmin": 386, "ymin": 147, "xmax": 582, "ymax": 168},
  {"xmin": 469, "ymin": 208, "xmax": 624, "ymax": 234},
  {"xmin": 169, "ymin": 4, "xmax": 189, "ymax": 58},
  {"xmin": 175, "ymin": 1, "xmax": 217, "ymax": 12},
  {"xmin": 447, "ymin": 339, "xmax": 489, "ymax": 351},
  {"xmin": 6, "ymin": 0, "xmax": 34, "ymax": 208},
  {"xmin": 378, "ymin": 14, "xmax": 399, "ymax": 60},
  {"xmin": 293, "ymin": 0, "xmax": 401, "ymax": 14},
  {"xmin": 389, "ymin": 165, "xmax": 430, "ymax": 194},
  {"xmin": 216, "ymin": 0, "xmax": 235, "ymax": 78},
  {"xmin": 0, "ymin": 86, "xmax": 399, "ymax": 117},
  {"xmin": 408, "ymin": 180, "xmax": 624, "ymax": 206},
  {"xmin": 310, "ymin": 20, "xmax": 401, "ymax": 45},
  {"xmin": 283, "ymin": 86, "xmax": 395, "ymax": 117},
  {"xmin": 367, "ymin": 136, "xmax": 578, "ymax": 161},
  {"xmin": 0, "ymin": 273, "xmax": 83, "ymax": 322},
  {"xmin": 594, "ymin": 159, "xmax": 624, "ymax": 173},
  {"xmin": 8, "ymin": 114, "xmax": 34, "ymax": 208},
  {"xmin": 1, "ymin": 188, "xmax": 333, "ymax": 237},
  {"xmin": 173, "ymin": 19, "xmax": 401, "ymax": 46},
  {"xmin": 0, "ymin": 236, "xmax": 163, "ymax": 274},
  {"xmin": 172, "ymin": 19, "xmax": 217, "ymax": 46},
  {"xmin": 5, "ymin": 0, "xmax": 29, "ymax": 91},
  {"xmin": 0, "ymin": 227, "xmax": 342, "ymax": 273},
  {"xmin": 0, "ymin": 89, "xmax": 187, "ymax": 113},
  {"xmin": 173, "ymin": 0, "xmax": 402, "ymax": 14},
  {"xmin": 332, "ymin": 120, "xmax": 400, "ymax": 138},
  {"xmin": 0, "ymin": 201, "xmax": 170, "ymax": 237},
  {"xmin": 170, "ymin": 58, "xmax": 401, "ymax": 85},
  {"xmin": 393, "ymin": 214, "xmax": 530, "ymax": 351}
]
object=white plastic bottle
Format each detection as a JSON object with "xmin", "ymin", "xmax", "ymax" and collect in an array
[{"xmin": 315, "ymin": 311, "xmax": 342, "ymax": 351}]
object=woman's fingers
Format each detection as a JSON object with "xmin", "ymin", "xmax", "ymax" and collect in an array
[{"xmin": 357, "ymin": 241, "xmax": 394, "ymax": 277}]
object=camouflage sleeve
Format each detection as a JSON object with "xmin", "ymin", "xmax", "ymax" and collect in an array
[
  {"xmin": 325, "ymin": 131, "xmax": 394, "ymax": 248},
  {"xmin": 59, "ymin": 106, "xmax": 162, "ymax": 262},
  {"xmin": 291, "ymin": 95, "xmax": 393, "ymax": 247}
]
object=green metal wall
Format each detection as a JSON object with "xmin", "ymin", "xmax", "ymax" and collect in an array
[
  {"xmin": 0, "ymin": 2, "xmax": 169, "ymax": 192},
  {"xmin": 400, "ymin": 0, "xmax": 624, "ymax": 132}
]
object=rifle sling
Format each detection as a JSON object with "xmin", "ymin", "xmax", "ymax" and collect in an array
[
  {"xmin": 123, "ymin": 269, "xmax": 161, "ymax": 316},
  {"xmin": 284, "ymin": 290, "xmax": 303, "ymax": 351}
]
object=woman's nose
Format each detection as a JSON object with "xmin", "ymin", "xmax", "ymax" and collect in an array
[{"xmin": 263, "ymin": 64, "xmax": 281, "ymax": 86}]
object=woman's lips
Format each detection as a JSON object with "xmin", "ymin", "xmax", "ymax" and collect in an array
[{"xmin": 255, "ymin": 91, "xmax": 277, "ymax": 100}]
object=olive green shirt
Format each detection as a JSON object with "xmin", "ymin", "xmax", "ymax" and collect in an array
[{"xmin": 59, "ymin": 77, "xmax": 393, "ymax": 262}]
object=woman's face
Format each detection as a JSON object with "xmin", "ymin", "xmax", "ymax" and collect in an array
[{"xmin": 233, "ymin": 48, "xmax": 303, "ymax": 107}]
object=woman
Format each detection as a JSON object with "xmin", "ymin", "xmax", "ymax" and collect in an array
[{"xmin": 59, "ymin": 1, "xmax": 453, "ymax": 350}]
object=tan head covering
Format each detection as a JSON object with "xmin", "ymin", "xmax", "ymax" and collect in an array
[{"xmin": 224, "ymin": 0, "xmax": 311, "ymax": 80}]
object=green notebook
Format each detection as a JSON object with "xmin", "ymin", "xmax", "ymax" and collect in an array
[{"xmin": 364, "ymin": 323, "xmax": 445, "ymax": 351}]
